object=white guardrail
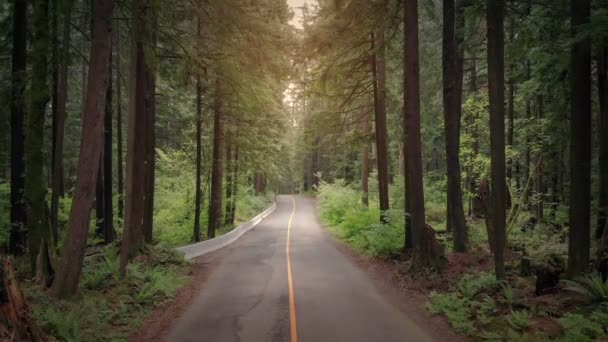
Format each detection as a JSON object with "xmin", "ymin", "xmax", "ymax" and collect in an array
[{"xmin": 175, "ymin": 202, "xmax": 277, "ymax": 260}]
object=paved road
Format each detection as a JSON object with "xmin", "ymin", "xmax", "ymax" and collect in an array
[{"xmin": 167, "ymin": 195, "xmax": 432, "ymax": 342}]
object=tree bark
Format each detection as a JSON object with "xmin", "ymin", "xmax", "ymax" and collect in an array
[
  {"xmin": 230, "ymin": 141, "xmax": 239, "ymax": 225},
  {"xmin": 26, "ymin": 0, "xmax": 51, "ymax": 275},
  {"xmin": 442, "ymin": 0, "xmax": 468, "ymax": 252},
  {"xmin": 533, "ymin": 95, "xmax": 544, "ymax": 222},
  {"xmin": 486, "ymin": 0, "xmax": 506, "ymax": 279},
  {"xmin": 103, "ymin": 42, "xmax": 115, "ymax": 243},
  {"xmin": 567, "ymin": 0, "xmax": 591, "ymax": 278},
  {"xmin": 142, "ymin": 11, "xmax": 156, "ymax": 244},
  {"xmin": 361, "ymin": 109, "xmax": 370, "ymax": 207},
  {"xmin": 120, "ymin": 0, "xmax": 150, "ymax": 276},
  {"xmin": 404, "ymin": 0, "xmax": 439, "ymax": 266},
  {"xmin": 371, "ymin": 30, "xmax": 390, "ymax": 218},
  {"xmin": 224, "ymin": 130, "xmax": 234, "ymax": 226},
  {"xmin": 193, "ymin": 66, "xmax": 204, "ymax": 242},
  {"xmin": 208, "ymin": 78, "xmax": 224, "ymax": 239},
  {"xmin": 51, "ymin": 0, "xmax": 114, "ymax": 297},
  {"xmin": 597, "ymin": 47, "xmax": 608, "ymax": 239},
  {"xmin": 95, "ymin": 159, "xmax": 104, "ymax": 238},
  {"xmin": 9, "ymin": 0, "xmax": 28, "ymax": 256},
  {"xmin": 50, "ymin": 0, "xmax": 72, "ymax": 241},
  {"xmin": 116, "ymin": 21, "xmax": 124, "ymax": 220}
]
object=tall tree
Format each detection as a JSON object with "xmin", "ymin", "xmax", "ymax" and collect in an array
[
  {"xmin": 224, "ymin": 131, "xmax": 234, "ymax": 226},
  {"xmin": 404, "ymin": 0, "xmax": 438, "ymax": 266},
  {"xmin": 50, "ymin": 0, "xmax": 72, "ymax": 239},
  {"xmin": 597, "ymin": 47, "xmax": 608, "ymax": 239},
  {"xmin": 9, "ymin": 0, "xmax": 27, "ymax": 255},
  {"xmin": 442, "ymin": 0, "xmax": 468, "ymax": 252},
  {"xmin": 486, "ymin": 0, "xmax": 506, "ymax": 279},
  {"xmin": 115, "ymin": 22, "xmax": 124, "ymax": 220},
  {"xmin": 567, "ymin": 0, "xmax": 591, "ymax": 278},
  {"xmin": 371, "ymin": 30, "xmax": 390, "ymax": 219},
  {"xmin": 51, "ymin": 0, "xmax": 114, "ymax": 297},
  {"xmin": 120, "ymin": 0, "xmax": 152, "ymax": 275},
  {"xmin": 103, "ymin": 42, "xmax": 115, "ymax": 243},
  {"xmin": 361, "ymin": 109, "xmax": 370, "ymax": 207},
  {"xmin": 142, "ymin": 11, "xmax": 157, "ymax": 244},
  {"xmin": 193, "ymin": 59, "xmax": 204, "ymax": 242},
  {"xmin": 26, "ymin": 0, "xmax": 51, "ymax": 274},
  {"xmin": 208, "ymin": 78, "xmax": 224, "ymax": 239}
]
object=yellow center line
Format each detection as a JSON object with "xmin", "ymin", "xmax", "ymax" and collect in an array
[{"xmin": 286, "ymin": 196, "xmax": 298, "ymax": 342}]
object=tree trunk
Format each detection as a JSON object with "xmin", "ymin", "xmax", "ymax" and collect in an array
[
  {"xmin": 567, "ymin": 0, "xmax": 591, "ymax": 278},
  {"xmin": 26, "ymin": 0, "xmax": 51, "ymax": 275},
  {"xmin": 193, "ymin": 60, "xmax": 204, "ymax": 242},
  {"xmin": 404, "ymin": 0, "xmax": 439, "ymax": 266},
  {"xmin": 142, "ymin": 11, "xmax": 156, "ymax": 244},
  {"xmin": 486, "ymin": 0, "xmax": 506, "ymax": 279},
  {"xmin": 596, "ymin": 47, "xmax": 608, "ymax": 239},
  {"xmin": 95, "ymin": 159, "xmax": 104, "ymax": 238},
  {"xmin": 120, "ymin": 0, "xmax": 150, "ymax": 276},
  {"xmin": 208, "ymin": 78, "xmax": 224, "ymax": 239},
  {"xmin": 103, "ymin": 43, "xmax": 115, "ymax": 244},
  {"xmin": 50, "ymin": 0, "xmax": 72, "ymax": 241},
  {"xmin": 255, "ymin": 172, "xmax": 265, "ymax": 195},
  {"xmin": 9, "ymin": 0, "xmax": 28, "ymax": 256},
  {"xmin": 361, "ymin": 110, "xmax": 370, "ymax": 207},
  {"xmin": 533, "ymin": 95, "xmax": 544, "ymax": 222},
  {"xmin": 507, "ymin": 19, "xmax": 515, "ymax": 181},
  {"xmin": 224, "ymin": 131, "xmax": 234, "ymax": 226},
  {"xmin": 230, "ymin": 141, "xmax": 239, "ymax": 225},
  {"xmin": 371, "ymin": 31, "xmax": 390, "ymax": 218},
  {"xmin": 442, "ymin": 0, "xmax": 468, "ymax": 252},
  {"xmin": 51, "ymin": 0, "xmax": 114, "ymax": 297},
  {"xmin": 116, "ymin": 21, "xmax": 124, "ymax": 220}
]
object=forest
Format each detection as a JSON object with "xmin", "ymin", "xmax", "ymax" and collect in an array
[{"xmin": 0, "ymin": 0, "xmax": 607, "ymax": 340}]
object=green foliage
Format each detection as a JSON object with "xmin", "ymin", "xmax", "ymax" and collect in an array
[
  {"xmin": 317, "ymin": 180, "xmax": 405, "ymax": 258},
  {"xmin": 26, "ymin": 246, "xmax": 190, "ymax": 341},
  {"xmin": 506, "ymin": 310, "xmax": 531, "ymax": 331},
  {"xmin": 562, "ymin": 273, "xmax": 608, "ymax": 304},
  {"xmin": 559, "ymin": 311, "xmax": 607, "ymax": 342}
]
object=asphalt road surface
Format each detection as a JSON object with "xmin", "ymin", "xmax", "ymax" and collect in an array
[{"xmin": 167, "ymin": 195, "xmax": 433, "ymax": 342}]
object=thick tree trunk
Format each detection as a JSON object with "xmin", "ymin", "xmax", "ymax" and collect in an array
[
  {"xmin": 26, "ymin": 0, "xmax": 51, "ymax": 275},
  {"xmin": 208, "ymin": 78, "xmax": 224, "ymax": 239},
  {"xmin": 103, "ymin": 44, "xmax": 115, "ymax": 243},
  {"xmin": 567, "ymin": 0, "xmax": 591, "ymax": 278},
  {"xmin": 507, "ymin": 20, "xmax": 515, "ymax": 181},
  {"xmin": 51, "ymin": 0, "xmax": 114, "ymax": 297},
  {"xmin": 371, "ymin": 31, "xmax": 390, "ymax": 218},
  {"xmin": 50, "ymin": 0, "xmax": 72, "ymax": 241},
  {"xmin": 486, "ymin": 0, "xmax": 506, "ymax": 279},
  {"xmin": 142, "ymin": 12, "xmax": 156, "ymax": 244},
  {"xmin": 361, "ymin": 110, "xmax": 370, "ymax": 207},
  {"xmin": 50, "ymin": 0, "xmax": 58, "ymax": 189},
  {"xmin": 442, "ymin": 0, "xmax": 468, "ymax": 252},
  {"xmin": 120, "ymin": 0, "xmax": 150, "ymax": 276},
  {"xmin": 404, "ymin": 0, "xmax": 439, "ymax": 266},
  {"xmin": 9, "ymin": 0, "xmax": 28, "ymax": 256},
  {"xmin": 597, "ymin": 47, "xmax": 608, "ymax": 239}
]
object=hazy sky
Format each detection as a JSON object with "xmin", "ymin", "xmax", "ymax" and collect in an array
[{"xmin": 287, "ymin": 0, "xmax": 315, "ymax": 29}]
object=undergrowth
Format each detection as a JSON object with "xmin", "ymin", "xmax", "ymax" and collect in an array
[{"xmin": 23, "ymin": 246, "xmax": 190, "ymax": 341}]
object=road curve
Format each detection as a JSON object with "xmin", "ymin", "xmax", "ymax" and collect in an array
[{"xmin": 166, "ymin": 195, "xmax": 433, "ymax": 342}]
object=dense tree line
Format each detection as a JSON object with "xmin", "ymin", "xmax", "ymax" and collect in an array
[
  {"xmin": 291, "ymin": 0, "xmax": 608, "ymax": 278},
  {"xmin": 0, "ymin": 0, "xmax": 293, "ymax": 303}
]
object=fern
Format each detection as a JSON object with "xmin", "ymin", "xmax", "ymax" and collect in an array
[{"xmin": 562, "ymin": 273, "xmax": 608, "ymax": 303}]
